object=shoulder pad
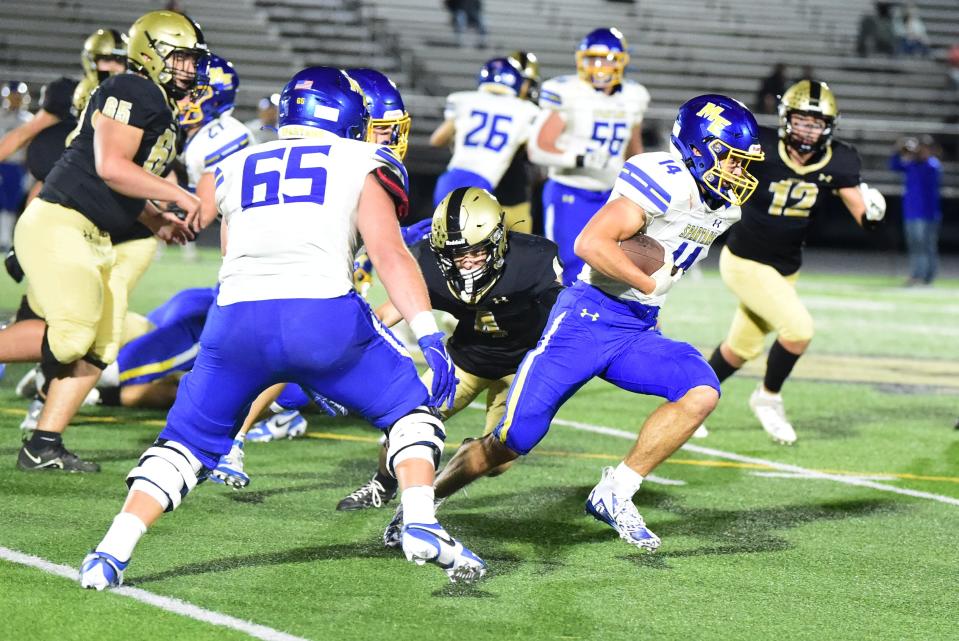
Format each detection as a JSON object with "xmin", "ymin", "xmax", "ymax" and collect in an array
[{"xmin": 617, "ymin": 152, "xmax": 690, "ymax": 215}]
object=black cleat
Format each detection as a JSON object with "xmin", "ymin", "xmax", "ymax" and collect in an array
[
  {"xmin": 17, "ymin": 443, "xmax": 100, "ymax": 473},
  {"xmin": 336, "ymin": 477, "xmax": 397, "ymax": 511}
]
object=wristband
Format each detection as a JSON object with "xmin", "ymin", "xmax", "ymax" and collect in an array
[{"xmin": 409, "ymin": 311, "xmax": 439, "ymax": 340}]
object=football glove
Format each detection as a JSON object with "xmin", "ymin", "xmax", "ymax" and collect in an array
[
  {"xmin": 860, "ymin": 182, "xmax": 886, "ymax": 226},
  {"xmin": 578, "ymin": 147, "xmax": 611, "ymax": 171},
  {"xmin": 353, "ymin": 253, "xmax": 374, "ymax": 297},
  {"xmin": 418, "ymin": 332, "xmax": 458, "ymax": 410},
  {"xmin": 649, "ymin": 254, "xmax": 683, "ymax": 297},
  {"xmin": 400, "ymin": 218, "xmax": 432, "ymax": 247}
]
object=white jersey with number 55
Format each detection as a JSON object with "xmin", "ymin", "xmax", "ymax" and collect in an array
[
  {"xmin": 536, "ymin": 75, "xmax": 649, "ymax": 191},
  {"xmin": 584, "ymin": 150, "xmax": 741, "ymax": 307},
  {"xmin": 214, "ymin": 131, "xmax": 408, "ymax": 305},
  {"xmin": 445, "ymin": 90, "xmax": 540, "ymax": 186}
]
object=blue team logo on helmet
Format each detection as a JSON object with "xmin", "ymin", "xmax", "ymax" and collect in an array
[
  {"xmin": 476, "ymin": 57, "xmax": 525, "ymax": 96},
  {"xmin": 179, "ymin": 54, "xmax": 238, "ymax": 127},
  {"xmin": 278, "ymin": 66, "xmax": 369, "ymax": 141},
  {"xmin": 670, "ymin": 94, "xmax": 765, "ymax": 207},
  {"xmin": 347, "ymin": 68, "xmax": 411, "ymax": 159},
  {"xmin": 576, "ymin": 27, "xmax": 630, "ymax": 90}
]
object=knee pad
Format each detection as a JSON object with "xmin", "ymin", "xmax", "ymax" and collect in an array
[
  {"xmin": 45, "ymin": 318, "xmax": 97, "ymax": 365},
  {"xmin": 386, "ymin": 407, "xmax": 446, "ymax": 477},
  {"xmin": 126, "ymin": 440, "xmax": 202, "ymax": 512},
  {"xmin": 780, "ymin": 311, "xmax": 814, "ymax": 344}
]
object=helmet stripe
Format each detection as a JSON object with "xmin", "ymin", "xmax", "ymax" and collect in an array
[{"xmin": 445, "ymin": 187, "xmax": 469, "ymax": 243}]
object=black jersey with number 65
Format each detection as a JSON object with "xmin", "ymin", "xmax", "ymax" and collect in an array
[
  {"xmin": 39, "ymin": 72, "xmax": 179, "ymax": 236},
  {"xmin": 725, "ymin": 126, "xmax": 861, "ymax": 276},
  {"xmin": 411, "ymin": 232, "xmax": 563, "ymax": 380}
]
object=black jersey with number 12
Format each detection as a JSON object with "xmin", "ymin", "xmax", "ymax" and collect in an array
[{"xmin": 725, "ymin": 126, "xmax": 861, "ymax": 275}]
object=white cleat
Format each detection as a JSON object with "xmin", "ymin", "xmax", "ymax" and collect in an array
[
  {"xmin": 209, "ymin": 440, "xmax": 250, "ymax": 488},
  {"xmin": 15, "ymin": 365, "xmax": 42, "ymax": 398},
  {"xmin": 585, "ymin": 467, "xmax": 661, "ymax": 552},
  {"xmin": 79, "ymin": 551, "xmax": 128, "ymax": 591},
  {"xmin": 692, "ymin": 423, "xmax": 709, "ymax": 438},
  {"xmin": 20, "ymin": 397, "xmax": 43, "ymax": 432},
  {"xmin": 749, "ymin": 385, "xmax": 797, "ymax": 445},
  {"xmin": 246, "ymin": 409, "xmax": 307, "ymax": 443},
  {"xmin": 401, "ymin": 522, "xmax": 486, "ymax": 583}
]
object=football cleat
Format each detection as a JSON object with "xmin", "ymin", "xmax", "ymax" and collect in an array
[
  {"xmin": 401, "ymin": 522, "xmax": 486, "ymax": 583},
  {"xmin": 80, "ymin": 551, "xmax": 128, "ymax": 590},
  {"xmin": 749, "ymin": 385, "xmax": 797, "ymax": 445},
  {"xmin": 246, "ymin": 410, "xmax": 307, "ymax": 443},
  {"xmin": 585, "ymin": 467, "xmax": 661, "ymax": 552},
  {"xmin": 20, "ymin": 397, "xmax": 43, "ymax": 432},
  {"xmin": 336, "ymin": 476, "xmax": 397, "ymax": 511},
  {"xmin": 17, "ymin": 442, "xmax": 100, "ymax": 473},
  {"xmin": 16, "ymin": 365, "xmax": 43, "ymax": 398},
  {"xmin": 384, "ymin": 503, "xmax": 404, "ymax": 549},
  {"xmin": 209, "ymin": 439, "xmax": 249, "ymax": 488},
  {"xmin": 692, "ymin": 423, "xmax": 709, "ymax": 438}
]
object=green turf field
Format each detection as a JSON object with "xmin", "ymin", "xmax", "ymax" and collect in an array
[{"xmin": 1, "ymin": 250, "xmax": 957, "ymax": 641}]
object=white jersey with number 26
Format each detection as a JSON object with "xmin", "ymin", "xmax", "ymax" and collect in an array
[
  {"xmin": 214, "ymin": 131, "xmax": 407, "ymax": 305},
  {"xmin": 584, "ymin": 151, "xmax": 742, "ymax": 308}
]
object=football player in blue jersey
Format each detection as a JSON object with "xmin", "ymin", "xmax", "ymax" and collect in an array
[
  {"xmin": 80, "ymin": 67, "xmax": 485, "ymax": 588},
  {"xmin": 528, "ymin": 28, "xmax": 650, "ymax": 286},
  {"xmin": 429, "ymin": 57, "xmax": 540, "ymax": 210},
  {"xmin": 384, "ymin": 95, "xmax": 765, "ymax": 553}
]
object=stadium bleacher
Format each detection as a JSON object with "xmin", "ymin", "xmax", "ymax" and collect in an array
[{"xmin": 0, "ymin": 0, "xmax": 955, "ymax": 193}]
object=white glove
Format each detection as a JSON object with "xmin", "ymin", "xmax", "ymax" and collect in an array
[
  {"xmin": 860, "ymin": 182, "xmax": 886, "ymax": 222},
  {"xmin": 580, "ymin": 147, "xmax": 611, "ymax": 171},
  {"xmin": 648, "ymin": 254, "xmax": 683, "ymax": 297}
]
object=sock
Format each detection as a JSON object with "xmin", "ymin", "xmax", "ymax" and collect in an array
[
  {"xmin": 402, "ymin": 485, "xmax": 436, "ymax": 525},
  {"xmin": 98, "ymin": 361, "xmax": 120, "ymax": 388},
  {"xmin": 764, "ymin": 341, "xmax": 801, "ymax": 394},
  {"xmin": 611, "ymin": 462, "xmax": 644, "ymax": 499},
  {"xmin": 96, "ymin": 512, "xmax": 147, "ymax": 563},
  {"xmin": 374, "ymin": 470, "xmax": 398, "ymax": 492},
  {"xmin": 28, "ymin": 430, "xmax": 62, "ymax": 449},
  {"xmin": 708, "ymin": 345, "xmax": 739, "ymax": 383},
  {"xmin": 232, "ymin": 436, "xmax": 245, "ymax": 447}
]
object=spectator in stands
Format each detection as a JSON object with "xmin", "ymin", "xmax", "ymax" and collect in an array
[
  {"xmin": 755, "ymin": 63, "xmax": 787, "ymax": 114},
  {"xmin": 245, "ymin": 93, "xmax": 279, "ymax": 144},
  {"xmin": 898, "ymin": 3, "xmax": 930, "ymax": 57},
  {"xmin": 856, "ymin": 2, "xmax": 897, "ymax": 57},
  {"xmin": 446, "ymin": 0, "xmax": 488, "ymax": 49},
  {"xmin": 890, "ymin": 135, "xmax": 942, "ymax": 286}
]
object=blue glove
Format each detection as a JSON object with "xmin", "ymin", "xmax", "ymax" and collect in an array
[
  {"xmin": 306, "ymin": 389, "xmax": 349, "ymax": 417},
  {"xmin": 400, "ymin": 218, "xmax": 432, "ymax": 247},
  {"xmin": 418, "ymin": 332, "xmax": 458, "ymax": 409}
]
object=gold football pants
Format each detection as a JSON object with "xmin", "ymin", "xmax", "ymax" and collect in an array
[
  {"xmin": 719, "ymin": 245, "xmax": 814, "ymax": 362},
  {"xmin": 14, "ymin": 199, "xmax": 124, "ymax": 365},
  {"xmin": 421, "ymin": 365, "xmax": 513, "ymax": 435}
]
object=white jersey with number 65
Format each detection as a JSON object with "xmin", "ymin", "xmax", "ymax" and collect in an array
[{"xmin": 214, "ymin": 131, "xmax": 407, "ymax": 305}]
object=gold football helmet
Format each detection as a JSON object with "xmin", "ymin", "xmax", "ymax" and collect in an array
[
  {"xmin": 507, "ymin": 50, "xmax": 540, "ymax": 103},
  {"xmin": 778, "ymin": 80, "xmax": 839, "ymax": 154},
  {"xmin": 81, "ymin": 29, "xmax": 127, "ymax": 83},
  {"xmin": 431, "ymin": 187, "xmax": 508, "ymax": 305},
  {"xmin": 126, "ymin": 11, "xmax": 207, "ymax": 100}
]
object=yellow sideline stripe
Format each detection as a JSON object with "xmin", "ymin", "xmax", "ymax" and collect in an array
[{"xmin": 2, "ymin": 407, "xmax": 956, "ymax": 485}]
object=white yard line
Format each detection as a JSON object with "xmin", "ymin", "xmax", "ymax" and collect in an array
[
  {"xmin": 545, "ymin": 416, "xmax": 959, "ymax": 507},
  {"xmin": 0, "ymin": 546, "xmax": 312, "ymax": 641}
]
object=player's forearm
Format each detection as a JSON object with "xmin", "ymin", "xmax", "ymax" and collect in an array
[
  {"xmin": 0, "ymin": 111, "xmax": 58, "ymax": 161},
  {"xmin": 374, "ymin": 248, "xmax": 433, "ymax": 323},
  {"xmin": 576, "ymin": 235, "xmax": 655, "ymax": 294},
  {"xmin": 527, "ymin": 111, "xmax": 577, "ymax": 168}
]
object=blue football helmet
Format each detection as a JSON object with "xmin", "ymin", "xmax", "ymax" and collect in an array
[
  {"xmin": 179, "ymin": 54, "xmax": 238, "ymax": 127},
  {"xmin": 476, "ymin": 57, "xmax": 525, "ymax": 96},
  {"xmin": 278, "ymin": 66, "xmax": 369, "ymax": 140},
  {"xmin": 670, "ymin": 94, "xmax": 765, "ymax": 207},
  {"xmin": 347, "ymin": 68, "xmax": 411, "ymax": 159},
  {"xmin": 576, "ymin": 28, "xmax": 630, "ymax": 90}
]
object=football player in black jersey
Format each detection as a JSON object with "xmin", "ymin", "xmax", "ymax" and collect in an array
[
  {"xmin": 337, "ymin": 187, "xmax": 562, "ymax": 509},
  {"xmin": 706, "ymin": 80, "xmax": 886, "ymax": 445},
  {"xmin": 12, "ymin": 11, "xmax": 206, "ymax": 473}
]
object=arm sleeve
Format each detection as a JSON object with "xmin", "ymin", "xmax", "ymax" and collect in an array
[
  {"xmin": 832, "ymin": 145, "xmax": 862, "ymax": 188},
  {"xmin": 370, "ymin": 145, "xmax": 411, "ymax": 220}
]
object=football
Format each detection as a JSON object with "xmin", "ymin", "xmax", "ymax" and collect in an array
[{"xmin": 619, "ymin": 232, "xmax": 665, "ymax": 275}]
